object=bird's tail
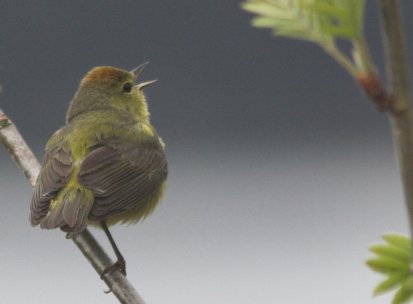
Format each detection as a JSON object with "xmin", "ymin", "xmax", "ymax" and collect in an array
[{"xmin": 40, "ymin": 186, "xmax": 94, "ymax": 232}]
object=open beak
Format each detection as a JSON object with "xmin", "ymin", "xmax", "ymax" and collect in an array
[{"xmin": 130, "ymin": 62, "xmax": 158, "ymax": 90}]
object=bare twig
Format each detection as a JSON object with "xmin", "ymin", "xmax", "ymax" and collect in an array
[
  {"xmin": 72, "ymin": 230, "xmax": 146, "ymax": 304},
  {"xmin": 377, "ymin": 0, "xmax": 413, "ymax": 246},
  {"xmin": 0, "ymin": 110, "xmax": 40, "ymax": 185},
  {"xmin": 0, "ymin": 108, "xmax": 146, "ymax": 304}
]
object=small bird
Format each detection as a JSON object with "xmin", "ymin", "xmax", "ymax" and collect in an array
[{"xmin": 30, "ymin": 63, "xmax": 168, "ymax": 275}]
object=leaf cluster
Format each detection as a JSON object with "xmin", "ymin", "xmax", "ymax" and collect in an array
[
  {"xmin": 241, "ymin": 0, "xmax": 365, "ymax": 42},
  {"xmin": 366, "ymin": 234, "xmax": 412, "ymax": 304},
  {"xmin": 241, "ymin": 0, "xmax": 371, "ymax": 76}
]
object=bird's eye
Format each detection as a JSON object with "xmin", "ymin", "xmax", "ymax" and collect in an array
[{"xmin": 122, "ymin": 82, "xmax": 133, "ymax": 93}]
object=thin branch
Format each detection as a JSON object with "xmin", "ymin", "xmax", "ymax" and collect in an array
[
  {"xmin": 377, "ymin": 0, "xmax": 413, "ymax": 244},
  {"xmin": 0, "ymin": 111, "xmax": 40, "ymax": 186},
  {"xmin": 0, "ymin": 108, "xmax": 146, "ymax": 304},
  {"xmin": 72, "ymin": 230, "xmax": 146, "ymax": 304}
]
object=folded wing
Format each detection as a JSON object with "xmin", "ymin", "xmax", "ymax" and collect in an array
[
  {"xmin": 30, "ymin": 143, "xmax": 73, "ymax": 225},
  {"xmin": 77, "ymin": 141, "xmax": 167, "ymax": 221}
]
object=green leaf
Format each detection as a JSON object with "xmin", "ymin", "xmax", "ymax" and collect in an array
[
  {"xmin": 369, "ymin": 244, "xmax": 410, "ymax": 263},
  {"xmin": 373, "ymin": 274, "xmax": 409, "ymax": 296},
  {"xmin": 311, "ymin": 0, "xmax": 365, "ymax": 39},
  {"xmin": 242, "ymin": 2, "xmax": 285, "ymax": 19},
  {"xmin": 241, "ymin": 0, "xmax": 323, "ymax": 42},
  {"xmin": 252, "ymin": 17, "xmax": 278, "ymax": 27},
  {"xmin": 366, "ymin": 257, "xmax": 409, "ymax": 274},
  {"xmin": 393, "ymin": 279, "xmax": 413, "ymax": 304},
  {"xmin": 383, "ymin": 234, "xmax": 412, "ymax": 251}
]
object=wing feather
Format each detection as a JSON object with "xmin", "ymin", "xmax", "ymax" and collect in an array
[
  {"xmin": 78, "ymin": 141, "xmax": 167, "ymax": 221},
  {"xmin": 30, "ymin": 144, "xmax": 73, "ymax": 225}
]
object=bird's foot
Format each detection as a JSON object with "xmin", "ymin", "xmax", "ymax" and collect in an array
[{"xmin": 100, "ymin": 259, "xmax": 127, "ymax": 279}]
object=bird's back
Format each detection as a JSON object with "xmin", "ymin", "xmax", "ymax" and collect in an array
[{"xmin": 30, "ymin": 109, "xmax": 168, "ymax": 231}]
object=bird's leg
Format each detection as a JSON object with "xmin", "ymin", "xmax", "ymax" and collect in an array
[{"xmin": 100, "ymin": 221, "xmax": 127, "ymax": 277}]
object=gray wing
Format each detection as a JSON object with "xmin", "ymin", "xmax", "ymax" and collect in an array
[
  {"xmin": 77, "ymin": 141, "xmax": 167, "ymax": 221},
  {"xmin": 30, "ymin": 143, "xmax": 73, "ymax": 225}
]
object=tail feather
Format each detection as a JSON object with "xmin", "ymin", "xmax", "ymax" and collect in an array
[
  {"xmin": 40, "ymin": 188, "xmax": 93, "ymax": 232},
  {"xmin": 62, "ymin": 189, "xmax": 93, "ymax": 232},
  {"xmin": 40, "ymin": 200, "xmax": 65, "ymax": 229}
]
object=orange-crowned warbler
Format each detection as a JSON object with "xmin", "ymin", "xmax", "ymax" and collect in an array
[{"xmin": 30, "ymin": 63, "xmax": 167, "ymax": 275}]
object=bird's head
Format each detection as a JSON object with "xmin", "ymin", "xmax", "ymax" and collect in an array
[{"xmin": 66, "ymin": 63, "xmax": 157, "ymax": 123}]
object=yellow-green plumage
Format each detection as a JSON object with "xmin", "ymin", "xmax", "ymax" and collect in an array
[{"xmin": 30, "ymin": 65, "xmax": 167, "ymax": 232}]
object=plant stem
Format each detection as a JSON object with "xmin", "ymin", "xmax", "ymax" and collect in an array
[
  {"xmin": 0, "ymin": 108, "xmax": 146, "ymax": 304},
  {"xmin": 378, "ymin": 0, "xmax": 413, "ymax": 244},
  {"xmin": 320, "ymin": 41, "xmax": 358, "ymax": 77}
]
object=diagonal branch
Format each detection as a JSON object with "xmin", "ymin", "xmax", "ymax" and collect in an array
[
  {"xmin": 0, "ymin": 108, "xmax": 145, "ymax": 304},
  {"xmin": 0, "ymin": 110, "xmax": 40, "ymax": 185}
]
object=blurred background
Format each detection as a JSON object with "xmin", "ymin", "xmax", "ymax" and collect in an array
[{"xmin": 0, "ymin": 1, "xmax": 412, "ymax": 303}]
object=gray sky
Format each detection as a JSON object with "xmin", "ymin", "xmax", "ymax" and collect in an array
[{"xmin": 1, "ymin": 1, "xmax": 412, "ymax": 304}]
